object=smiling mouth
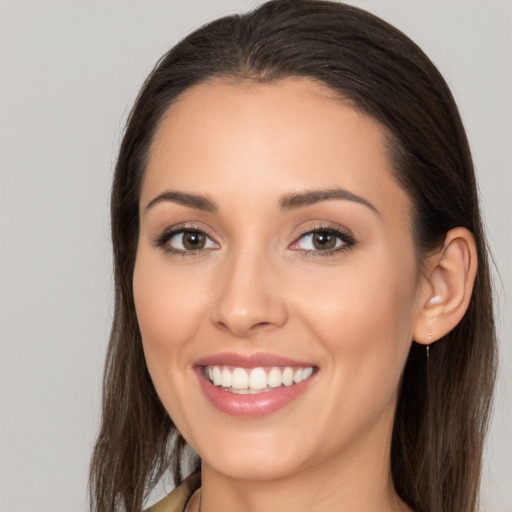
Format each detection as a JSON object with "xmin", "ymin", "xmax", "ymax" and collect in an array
[{"xmin": 202, "ymin": 365, "xmax": 316, "ymax": 394}]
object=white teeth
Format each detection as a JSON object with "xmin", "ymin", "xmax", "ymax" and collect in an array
[
  {"xmin": 221, "ymin": 368, "xmax": 232, "ymax": 388},
  {"xmin": 301, "ymin": 367, "xmax": 313, "ymax": 380},
  {"xmin": 249, "ymin": 367, "xmax": 268, "ymax": 390},
  {"xmin": 231, "ymin": 387, "xmax": 273, "ymax": 395},
  {"xmin": 282, "ymin": 367, "xmax": 294, "ymax": 386},
  {"xmin": 231, "ymin": 368, "xmax": 249, "ymax": 390},
  {"xmin": 205, "ymin": 364, "xmax": 315, "ymax": 393},
  {"xmin": 267, "ymin": 367, "xmax": 283, "ymax": 388},
  {"xmin": 212, "ymin": 366, "xmax": 222, "ymax": 386}
]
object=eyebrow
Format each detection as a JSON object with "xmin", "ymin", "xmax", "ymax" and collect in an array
[
  {"xmin": 144, "ymin": 187, "xmax": 378, "ymax": 215},
  {"xmin": 145, "ymin": 191, "xmax": 218, "ymax": 213},
  {"xmin": 278, "ymin": 187, "xmax": 379, "ymax": 214}
]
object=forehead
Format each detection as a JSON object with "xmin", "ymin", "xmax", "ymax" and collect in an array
[{"xmin": 143, "ymin": 78, "xmax": 410, "ymax": 223}]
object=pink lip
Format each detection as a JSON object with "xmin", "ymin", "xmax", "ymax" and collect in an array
[
  {"xmin": 194, "ymin": 352, "xmax": 318, "ymax": 417},
  {"xmin": 194, "ymin": 352, "xmax": 315, "ymax": 368}
]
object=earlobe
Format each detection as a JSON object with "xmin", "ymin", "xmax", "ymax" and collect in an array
[{"xmin": 413, "ymin": 227, "xmax": 477, "ymax": 345}]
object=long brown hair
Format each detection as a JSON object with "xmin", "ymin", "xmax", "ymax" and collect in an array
[{"xmin": 89, "ymin": 1, "xmax": 497, "ymax": 511}]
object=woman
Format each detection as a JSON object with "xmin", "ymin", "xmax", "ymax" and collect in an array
[{"xmin": 89, "ymin": 1, "xmax": 497, "ymax": 511}]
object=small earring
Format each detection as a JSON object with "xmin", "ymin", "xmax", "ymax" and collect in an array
[
  {"xmin": 427, "ymin": 329, "xmax": 432, "ymax": 362},
  {"xmin": 427, "ymin": 295, "xmax": 442, "ymax": 306}
]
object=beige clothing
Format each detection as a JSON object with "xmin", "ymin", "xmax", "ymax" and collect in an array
[{"xmin": 146, "ymin": 472, "xmax": 200, "ymax": 512}]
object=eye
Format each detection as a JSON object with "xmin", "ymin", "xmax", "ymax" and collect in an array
[
  {"xmin": 290, "ymin": 227, "xmax": 355, "ymax": 254},
  {"xmin": 156, "ymin": 228, "xmax": 219, "ymax": 254}
]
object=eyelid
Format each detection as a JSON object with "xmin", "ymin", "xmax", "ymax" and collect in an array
[
  {"xmin": 153, "ymin": 223, "xmax": 219, "ymax": 254},
  {"xmin": 289, "ymin": 223, "xmax": 356, "ymax": 253},
  {"xmin": 153, "ymin": 221, "xmax": 356, "ymax": 257},
  {"xmin": 296, "ymin": 222, "xmax": 352, "ymax": 237}
]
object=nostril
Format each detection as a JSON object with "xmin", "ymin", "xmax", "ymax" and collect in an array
[
  {"xmin": 214, "ymin": 318, "xmax": 274, "ymax": 336},
  {"xmin": 253, "ymin": 321, "xmax": 272, "ymax": 329}
]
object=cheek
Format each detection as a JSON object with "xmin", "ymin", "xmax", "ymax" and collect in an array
[
  {"xmin": 132, "ymin": 250, "xmax": 208, "ymax": 367},
  {"xmin": 290, "ymin": 251, "xmax": 419, "ymax": 384},
  {"xmin": 132, "ymin": 249, "xmax": 215, "ymax": 435}
]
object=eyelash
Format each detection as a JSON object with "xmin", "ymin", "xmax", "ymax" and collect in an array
[
  {"xmin": 291, "ymin": 224, "xmax": 356, "ymax": 256},
  {"xmin": 154, "ymin": 224, "xmax": 356, "ymax": 257},
  {"xmin": 154, "ymin": 224, "xmax": 218, "ymax": 257}
]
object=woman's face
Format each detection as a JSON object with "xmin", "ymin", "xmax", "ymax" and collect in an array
[{"xmin": 133, "ymin": 78, "xmax": 426, "ymax": 481}]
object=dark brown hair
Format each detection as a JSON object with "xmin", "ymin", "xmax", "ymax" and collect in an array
[{"xmin": 89, "ymin": 1, "xmax": 497, "ymax": 511}]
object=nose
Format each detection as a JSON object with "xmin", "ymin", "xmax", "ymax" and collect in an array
[{"xmin": 211, "ymin": 248, "xmax": 288, "ymax": 337}]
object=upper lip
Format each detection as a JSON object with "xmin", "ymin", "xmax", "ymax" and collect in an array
[{"xmin": 194, "ymin": 352, "xmax": 316, "ymax": 368}]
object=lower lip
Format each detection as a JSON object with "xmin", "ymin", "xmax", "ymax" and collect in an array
[{"xmin": 195, "ymin": 368, "xmax": 316, "ymax": 417}]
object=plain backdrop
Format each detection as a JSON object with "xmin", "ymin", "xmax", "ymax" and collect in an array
[{"xmin": 0, "ymin": 1, "xmax": 510, "ymax": 511}]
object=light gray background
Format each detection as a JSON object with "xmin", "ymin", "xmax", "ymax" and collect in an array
[{"xmin": 0, "ymin": 1, "xmax": 510, "ymax": 511}]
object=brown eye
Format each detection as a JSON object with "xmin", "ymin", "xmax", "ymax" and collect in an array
[
  {"xmin": 182, "ymin": 231, "xmax": 206, "ymax": 250},
  {"xmin": 311, "ymin": 232, "xmax": 337, "ymax": 250},
  {"xmin": 296, "ymin": 230, "xmax": 343, "ymax": 252},
  {"xmin": 290, "ymin": 227, "xmax": 355, "ymax": 255},
  {"xmin": 165, "ymin": 230, "xmax": 218, "ymax": 252}
]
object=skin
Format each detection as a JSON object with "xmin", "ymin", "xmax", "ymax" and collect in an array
[{"xmin": 133, "ymin": 78, "xmax": 432, "ymax": 512}]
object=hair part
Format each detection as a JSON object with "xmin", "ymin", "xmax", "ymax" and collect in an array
[{"xmin": 90, "ymin": 2, "xmax": 497, "ymax": 511}]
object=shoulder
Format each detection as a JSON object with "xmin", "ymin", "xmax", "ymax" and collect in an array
[{"xmin": 144, "ymin": 472, "xmax": 201, "ymax": 512}]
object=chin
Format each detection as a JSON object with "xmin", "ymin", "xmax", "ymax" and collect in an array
[
  {"xmin": 203, "ymin": 452, "xmax": 307, "ymax": 482},
  {"xmin": 191, "ymin": 427, "xmax": 319, "ymax": 482}
]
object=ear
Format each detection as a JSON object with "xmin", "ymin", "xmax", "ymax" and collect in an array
[{"xmin": 413, "ymin": 227, "xmax": 478, "ymax": 345}]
